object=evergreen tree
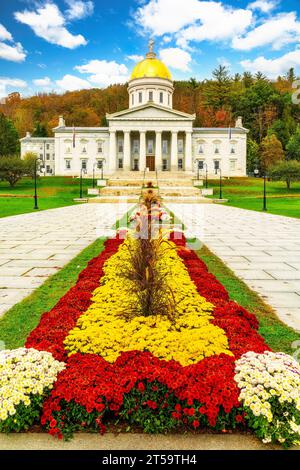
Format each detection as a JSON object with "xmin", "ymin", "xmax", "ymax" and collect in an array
[
  {"xmin": 32, "ymin": 122, "xmax": 48, "ymax": 137},
  {"xmin": 0, "ymin": 113, "xmax": 19, "ymax": 156}
]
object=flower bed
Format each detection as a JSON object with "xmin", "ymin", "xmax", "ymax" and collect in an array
[{"xmin": 1, "ymin": 230, "xmax": 300, "ymax": 447}]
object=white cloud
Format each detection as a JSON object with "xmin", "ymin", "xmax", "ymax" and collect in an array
[
  {"xmin": 217, "ymin": 57, "xmax": 231, "ymax": 69},
  {"xmin": 248, "ymin": 0, "xmax": 277, "ymax": 13},
  {"xmin": 126, "ymin": 54, "xmax": 144, "ymax": 62},
  {"xmin": 75, "ymin": 60, "xmax": 129, "ymax": 87},
  {"xmin": 65, "ymin": 0, "xmax": 94, "ymax": 20},
  {"xmin": 232, "ymin": 12, "xmax": 300, "ymax": 51},
  {"xmin": 159, "ymin": 47, "xmax": 192, "ymax": 71},
  {"xmin": 33, "ymin": 77, "xmax": 52, "ymax": 87},
  {"xmin": 56, "ymin": 74, "xmax": 91, "ymax": 91},
  {"xmin": 133, "ymin": 0, "xmax": 252, "ymax": 48},
  {"xmin": 0, "ymin": 23, "xmax": 26, "ymax": 62},
  {"xmin": 0, "ymin": 41, "xmax": 26, "ymax": 62},
  {"xmin": 241, "ymin": 48, "xmax": 300, "ymax": 78},
  {"xmin": 0, "ymin": 24, "xmax": 13, "ymax": 42},
  {"xmin": 14, "ymin": 3, "xmax": 87, "ymax": 49},
  {"xmin": 0, "ymin": 77, "xmax": 27, "ymax": 99}
]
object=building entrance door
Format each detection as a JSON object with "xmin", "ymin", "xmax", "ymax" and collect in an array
[{"xmin": 146, "ymin": 155, "xmax": 155, "ymax": 171}]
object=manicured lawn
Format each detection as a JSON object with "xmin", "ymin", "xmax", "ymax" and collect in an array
[
  {"xmin": 197, "ymin": 245, "xmax": 300, "ymax": 355},
  {"xmin": 203, "ymin": 177, "xmax": 300, "ymax": 218},
  {"xmin": 0, "ymin": 176, "xmax": 94, "ymax": 218}
]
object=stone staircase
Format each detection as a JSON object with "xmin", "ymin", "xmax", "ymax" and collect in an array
[{"xmin": 89, "ymin": 171, "xmax": 212, "ymax": 204}]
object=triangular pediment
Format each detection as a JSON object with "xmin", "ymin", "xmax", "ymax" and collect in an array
[{"xmin": 107, "ymin": 103, "xmax": 195, "ymax": 121}]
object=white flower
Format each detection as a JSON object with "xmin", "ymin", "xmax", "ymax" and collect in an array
[{"xmin": 0, "ymin": 348, "xmax": 65, "ymax": 421}]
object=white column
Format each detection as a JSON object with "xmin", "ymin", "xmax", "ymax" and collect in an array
[
  {"xmin": 109, "ymin": 130, "xmax": 117, "ymax": 172},
  {"xmin": 156, "ymin": 131, "xmax": 162, "ymax": 170},
  {"xmin": 185, "ymin": 131, "xmax": 193, "ymax": 172},
  {"xmin": 171, "ymin": 131, "xmax": 178, "ymax": 171},
  {"xmin": 123, "ymin": 131, "xmax": 131, "ymax": 171},
  {"xmin": 140, "ymin": 131, "xmax": 146, "ymax": 172}
]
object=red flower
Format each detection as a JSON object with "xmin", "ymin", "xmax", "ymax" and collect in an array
[
  {"xmin": 137, "ymin": 382, "xmax": 145, "ymax": 392},
  {"xmin": 192, "ymin": 420, "xmax": 200, "ymax": 428}
]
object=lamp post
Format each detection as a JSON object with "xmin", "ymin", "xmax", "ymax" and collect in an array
[
  {"xmin": 92, "ymin": 162, "xmax": 97, "ymax": 188},
  {"xmin": 263, "ymin": 173, "xmax": 267, "ymax": 211},
  {"xmin": 215, "ymin": 167, "xmax": 223, "ymax": 200},
  {"xmin": 203, "ymin": 162, "xmax": 208, "ymax": 189},
  {"xmin": 80, "ymin": 167, "xmax": 87, "ymax": 199},
  {"xmin": 33, "ymin": 157, "xmax": 39, "ymax": 210}
]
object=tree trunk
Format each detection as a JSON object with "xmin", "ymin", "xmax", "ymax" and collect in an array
[{"xmin": 286, "ymin": 178, "xmax": 291, "ymax": 189}]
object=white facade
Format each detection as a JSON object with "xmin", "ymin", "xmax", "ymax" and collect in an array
[{"xmin": 20, "ymin": 46, "xmax": 248, "ymax": 178}]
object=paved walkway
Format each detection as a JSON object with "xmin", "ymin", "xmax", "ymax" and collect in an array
[
  {"xmin": 0, "ymin": 432, "xmax": 287, "ymax": 450},
  {"xmin": 168, "ymin": 204, "xmax": 300, "ymax": 331},
  {"xmin": 0, "ymin": 203, "xmax": 131, "ymax": 317}
]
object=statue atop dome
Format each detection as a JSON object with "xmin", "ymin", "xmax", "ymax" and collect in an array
[{"xmin": 146, "ymin": 39, "xmax": 156, "ymax": 59}]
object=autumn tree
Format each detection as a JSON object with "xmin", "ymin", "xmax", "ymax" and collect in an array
[{"xmin": 260, "ymin": 134, "xmax": 285, "ymax": 172}]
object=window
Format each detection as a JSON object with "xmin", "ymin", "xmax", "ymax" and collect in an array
[
  {"xmin": 39, "ymin": 153, "xmax": 43, "ymax": 159},
  {"xmin": 168, "ymin": 94, "xmax": 170, "ymax": 106},
  {"xmin": 133, "ymin": 139, "xmax": 139, "ymax": 154},
  {"xmin": 230, "ymin": 142, "xmax": 237, "ymax": 154},
  {"xmin": 149, "ymin": 91, "xmax": 153, "ymax": 101},
  {"xmin": 132, "ymin": 94, "xmax": 134, "ymax": 105},
  {"xmin": 178, "ymin": 158, "xmax": 183, "ymax": 170},
  {"xmin": 160, "ymin": 92, "xmax": 163, "ymax": 104},
  {"xmin": 46, "ymin": 153, "xmax": 50, "ymax": 160},
  {"xmin": 46, "ymin": 144, "xmax": 50, "ymax": 150},
  {"xmin": 147, "ymin": 139, "xmax": 154, "ymax": 154},
  {"xmin": 198, "ymin": 160, "xmax": 204, "ymax": 170},
  {"xmin": 97, "ymin": 160, "xmax": 103, "ymax": 169},
  {"xmin": 46, "ymin": 165, "xmax": 50, "ymax": 173},
  {"xmin": 82, "ymin": 160, "xmax": 87, "ymax": 170},
  {"xmin": 118, "ymin": 140, "xmax": 124, "ymax": 153},
  {"xmin": 118, "ymin": 158, "xmax": 123, "ymax": 169},
  {"xmin": 197, "ymin": 141, "xmax": 205, "ymax": 154},
  {"xmin": 139, "ymin": 92, "xmax": 142, "ymax": 103},
  {"xmin": 82, "ymin": 146, "xmax": 87, "ymax": 154},
  {"xmin": 230, "ymin": 159, "xmax": 236, "ymax": 171},
  {"xmin": 65, "ymin": 160, "xmax": 71, "ymax": 170},
  {"xmin": 178, "ymin": 139, "xmax": 184, "ymax": 155},
  {"xmin": 214, "ymin": 160, "xmax": 220, "ymax": 172},
  {"xmin": 162, "ymin": 140, "xmax": 168, "ymax": 155},
  {"xmin": 65, "ymin": 146, "xmax": 71, "ymax": 154},
  {"xmin": 97, "ymin": 141, "xmax": 103, "ymax": 154},
  {"xmin": 133, "ymin": 160, "xmax": 139, "ymax": 171},
  {"xmin": 214, "ymin": 141, "xmax": 221, "ymax": 154},
  {"xmin": 162, "ymin": 159, "xmax": 168, "ymax": 171}
]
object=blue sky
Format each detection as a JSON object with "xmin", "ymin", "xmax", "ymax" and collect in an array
[{"xmin": 1, "ymin": 0, "xmax": 300, "ymax": 98}]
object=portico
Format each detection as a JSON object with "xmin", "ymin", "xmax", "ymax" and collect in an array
[{"xmin": 107, "ymin": 126, "xmax": 194, "ymax": 172}]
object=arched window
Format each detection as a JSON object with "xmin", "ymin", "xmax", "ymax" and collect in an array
[
  {"xmin": 213, "ymin": 140, "xmax": 221, "ymax": 154},
  {"xmin": 197, "ymin": 139, "xmax": 206, "ymax": 154},
  {"xmin": 230, "ymin": 140, "xmax": 237, "ymax": 154}
]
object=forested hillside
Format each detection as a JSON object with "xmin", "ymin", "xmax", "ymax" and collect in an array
[{"xmin": 1, "ymin": 66, "xmax": 300, "ymax": 171}]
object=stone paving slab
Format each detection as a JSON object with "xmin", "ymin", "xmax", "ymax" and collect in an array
[
  {"xmin": 0, "ymin": 203, "xmax": 131, "ymax": 318},
  {"xmin": 168, "ymin": 204, "xmax": 300, "ymax": 331},
  {"xmin": 0, "ymin": 432, "xmax": 293, "ymax": 450}
]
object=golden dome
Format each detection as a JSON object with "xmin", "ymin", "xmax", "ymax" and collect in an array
[{"xmin": 131, "ymin": 57, "xmax": 172, "ymax": 81}]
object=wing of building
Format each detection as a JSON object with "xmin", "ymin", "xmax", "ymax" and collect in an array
[{"xmin": 20, "ymin": 43, "xmax": 248, "ymax": 177}]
